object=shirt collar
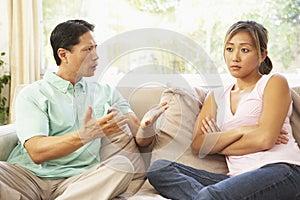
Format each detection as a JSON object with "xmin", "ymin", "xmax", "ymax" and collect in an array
[{"xmin": 44, "ymin": 72, "xmax": 86, "ymax": 93}]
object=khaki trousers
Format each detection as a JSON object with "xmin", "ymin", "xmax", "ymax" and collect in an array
[{"xmin": 0, "ymin": 155, "xmax": 134, "ymax": 200}]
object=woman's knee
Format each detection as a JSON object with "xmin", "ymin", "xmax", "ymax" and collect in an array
[
  {"xmin": 147, "ymin": 159, "xmax": 172, "ymax": 181},
  {"xmin": 147, "ymin": 159, "xmax": 172, "ymax": 173},
  {"xmin": 196, "ymin": 186, "xmax": 226, "ymax": 200}
]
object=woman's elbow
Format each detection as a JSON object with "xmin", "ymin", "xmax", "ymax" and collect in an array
[
  {"xmin": 259, "ymin": 134, "xmax": 276, "ymax": 151},
  {"xmin": 191, "ymin": 138, "xmax": 202, "ymax": 155},
  {"xmin": 191, "ymin": 145, "xmax": 199, "ymax": 155}
]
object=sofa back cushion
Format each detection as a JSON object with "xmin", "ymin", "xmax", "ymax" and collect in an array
[
  {"xmin": 290, "ymin": 87, "xmax": 300, "ymax": 147},
  {"xmin": 0, "ymin": 124, "xmax": 18, "ymax": 161},
  {"xmin": 151, "ymin": 86, "xmax": 228, "ymax": 174}
]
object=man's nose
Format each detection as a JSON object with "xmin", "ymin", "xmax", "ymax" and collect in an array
[{"xmin": 92, "ymin": 48, "xmax": 99, "ymax": 60}]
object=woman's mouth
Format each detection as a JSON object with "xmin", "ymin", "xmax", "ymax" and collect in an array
[{"xmin": 230, "ymin": 65, "xmax": 241, "ymax": 70}]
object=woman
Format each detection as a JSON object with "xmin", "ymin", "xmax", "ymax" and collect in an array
[{"xmin": 147, "ymin": 20, "xmax": 300, "ymax": 200}]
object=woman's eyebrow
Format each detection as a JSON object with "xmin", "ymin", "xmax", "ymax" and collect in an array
[{"xmin": 226, "ymin": 42, "xmax": 254, "ymax": 46}]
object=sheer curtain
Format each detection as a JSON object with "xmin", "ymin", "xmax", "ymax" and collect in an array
[{"xmin": 8, "ymin": 0, "xmax": 41, "ymax": 122}]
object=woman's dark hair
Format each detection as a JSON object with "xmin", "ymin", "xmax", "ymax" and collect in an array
[
  {"xmin": 50, "ymin": 19, "xmax": 95, "ymax": 66},
  {"xmin": 224, "ymin": 20, "xmax": 273, "ymax": 75}
]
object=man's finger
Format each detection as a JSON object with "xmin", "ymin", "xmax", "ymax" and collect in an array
[
  {"xmin": 84, "ymin": 107, "xmax": 93, "ymax": 123},
  {"xmin": 98, "ymin": 111, "xmax": 118, "ymax": 125}
]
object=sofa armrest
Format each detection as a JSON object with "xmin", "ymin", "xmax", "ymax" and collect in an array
[{"xmin": 0, "ymin": 124, "xmax": 18, "ymax": 161}]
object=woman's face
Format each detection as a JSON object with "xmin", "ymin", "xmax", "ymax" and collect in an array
[{"xmin": 224, "ymin": 31, "xmax": 264, "ymax": 79}]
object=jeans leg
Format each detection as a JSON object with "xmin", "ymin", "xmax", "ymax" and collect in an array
[
  {"xmin": 197, "ymin": 163, "xmax": 300, "ymax": 200},
  {"xmin": 147, "ymin": 159, "xmax": 228, "ymax": 200}
]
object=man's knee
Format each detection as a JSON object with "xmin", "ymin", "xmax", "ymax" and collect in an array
[{"xmin": 103, "ymin": 155, "xmax": 134, "ymax": 174}]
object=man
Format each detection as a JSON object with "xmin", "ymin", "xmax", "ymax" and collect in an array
[{"xmin": 0, "ymin": 19, "xmax": 167, "ymax": 200}]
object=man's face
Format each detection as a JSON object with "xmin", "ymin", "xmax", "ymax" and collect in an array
[{"xmin": 68, "ymin": 31, "xmax": 99, "ymax": 78}]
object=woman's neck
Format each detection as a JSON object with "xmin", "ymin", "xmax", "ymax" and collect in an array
[{"xmin": 234, "ymin": 74, "xmax": 262, "ymax": 91}]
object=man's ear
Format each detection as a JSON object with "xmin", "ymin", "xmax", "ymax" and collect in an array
[{"xmin": 57, "ymin": 48, "xmax": 69, "ymax": 64}]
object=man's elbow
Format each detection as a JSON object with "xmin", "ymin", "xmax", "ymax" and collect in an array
[
  {"xmin": 27, "ymin": 151, "xmax": 44, "ymax": 164},
  {"xmin": 135, "ymin": 137, "xmax": 154, "ymax": 147},
  {"xmin": 24, "ymin": 140, "xmax": 45, "ymax": 164}
]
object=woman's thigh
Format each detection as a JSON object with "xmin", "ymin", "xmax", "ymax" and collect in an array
[
  {"xmin": 147, "ymin": 159, "xmax": 229, "ymax": 200},
  {"xmin": 197, "ymin": 163, "xmax": 300, "ymax": 200}
]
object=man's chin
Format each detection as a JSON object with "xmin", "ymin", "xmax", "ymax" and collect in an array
[{"xmin": 86, "ymin": 72, "xmax": 95, "ymax": 77}]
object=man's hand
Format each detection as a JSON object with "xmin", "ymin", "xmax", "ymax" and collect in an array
[
  {"xmin": 140, "ymin": 101, "xmax": 169, "ymax": 128},
  {"xmin": 78, "ymin": 107, "xmax": 128, "ymax": 144},
  {"xmin": 135, "ymin": 102, "xmax": 168, "ymax": 147}
]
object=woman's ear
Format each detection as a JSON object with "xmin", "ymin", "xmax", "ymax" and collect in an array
[
  {"xmin": 57, "ymin": 48, "xmax": 68, "ymax": 64},
  {"xmin": 261, "ymin": 50, "xmax": 268, "ymax": 62}
]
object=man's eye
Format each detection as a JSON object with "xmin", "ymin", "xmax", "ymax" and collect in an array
[{"xmin": 84, "ymin": 47, "xmax": 93, "ymax": 52}]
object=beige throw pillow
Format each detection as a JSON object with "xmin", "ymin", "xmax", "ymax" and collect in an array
[
  {"xmin": 290, "ymin": 87, "xmax": 300, "ymax": 147},
  {"xmin": 151, "ymin": 86, "xmax": 228, "ymax": 174}
]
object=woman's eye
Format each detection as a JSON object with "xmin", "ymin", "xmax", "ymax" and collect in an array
[
  {"xmin": 241, "ymin": 48, "xmax": 249, "ymax": 53},
  {"xmin": 226, "ymin": 47, "xmax": 233, "ymax": 52}
]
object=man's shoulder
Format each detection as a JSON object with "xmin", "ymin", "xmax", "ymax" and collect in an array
[
  {"xmin": 20, "ymin": 80, "xmax": 48, "ymax": 93},
  {"xmin": 17, "ymin": 80, "xmax": 54, "ymax": 102}
]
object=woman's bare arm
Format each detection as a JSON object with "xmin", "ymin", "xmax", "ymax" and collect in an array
[
  {"xmin": 219, "ymin": 74, "xmax": 291, "ymax": 155},
  {"xmin": 191, "ymin": 92, "xmax": 243, "ymax": 155}
]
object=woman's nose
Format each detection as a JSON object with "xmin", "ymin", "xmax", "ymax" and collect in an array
[{"xmin": 232, "ymin": 51, "xmax": 240, "ymax": 62}]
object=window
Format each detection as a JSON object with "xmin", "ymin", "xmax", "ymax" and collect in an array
[{"xmin": 42, "ymin": 0, "xmax": 300, "ymax": 86}]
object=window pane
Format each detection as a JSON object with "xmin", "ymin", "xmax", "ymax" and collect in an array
[{"xmin": 42, "ymin": 0, "xmax": 300, "ymax": 86}]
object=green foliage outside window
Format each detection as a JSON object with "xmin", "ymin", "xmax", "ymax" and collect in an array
[
  {"xmin": 0, "ymin": 52, "xmax": 11, "ymax": 125},
  {"xmin": 42, "ymin": 0, "xmax": 300, "ymax": 74}
]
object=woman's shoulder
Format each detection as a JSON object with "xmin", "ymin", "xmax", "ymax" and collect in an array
[
  {"xmin": 264, "ymin": 73, "xmax": 289, "ymax": 89},
  {"xmin": 258, "ymin": 73, "xmax": 290, "ymax": 99}
]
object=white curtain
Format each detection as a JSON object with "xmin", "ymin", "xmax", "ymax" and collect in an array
[{"xmin": 8, "ymin": 0, "xmax": 41, "ymax": 122}]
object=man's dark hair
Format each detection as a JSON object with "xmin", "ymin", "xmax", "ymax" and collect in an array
[{"xmin": 50, "ymin": 19, "xmax": 95, "ymax": 66}]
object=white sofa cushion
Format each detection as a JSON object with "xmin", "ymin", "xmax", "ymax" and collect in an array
[{"xmin": 0, "ymin": 124, "xmax": 18, "ymax": 161}]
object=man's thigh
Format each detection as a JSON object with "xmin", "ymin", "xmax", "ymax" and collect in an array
[
  {"xmin": 53, "ymin": 155, "xmax": 134, "ymax": 200},
  {"xmin": 0, "ymin": 161, "xmax": 49, "ymax": 200}
]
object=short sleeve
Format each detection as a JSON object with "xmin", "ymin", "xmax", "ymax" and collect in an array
[{"xmin": 15, "ymin": 86, "xmax": 49, "ymax": 145}]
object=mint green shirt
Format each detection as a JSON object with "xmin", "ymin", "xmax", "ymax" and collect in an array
[{"xmin": 7, "ymin": 72, "xmax": 132, "ymax": 179}]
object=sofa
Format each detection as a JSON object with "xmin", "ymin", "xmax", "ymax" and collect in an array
[{"xmin": 1, "ymin": 84, "xmax": 300, "ymax": 200}]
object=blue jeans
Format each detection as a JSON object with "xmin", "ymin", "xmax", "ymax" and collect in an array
[{"xmin": 147, "ymin": 159, "xmax": 300, "ymax": 200}]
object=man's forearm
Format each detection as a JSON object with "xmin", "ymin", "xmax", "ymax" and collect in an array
[{"xmin": 24, "ymin": 132, "xmax": 84, "ymax": 164}]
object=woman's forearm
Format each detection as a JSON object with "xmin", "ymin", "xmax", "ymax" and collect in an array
[{"xmin": 192, "ymin": 129, "xmax": 243, "ymax": 156}]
